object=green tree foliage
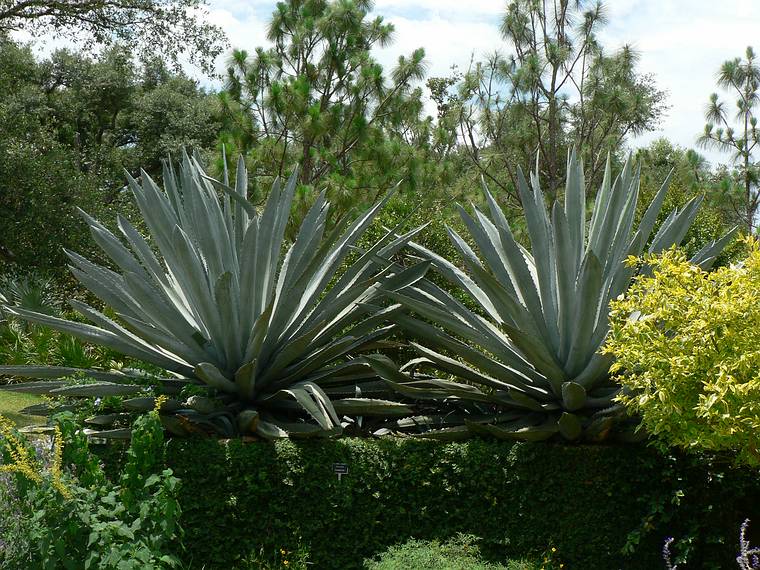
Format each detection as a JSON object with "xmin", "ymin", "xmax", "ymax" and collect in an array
[
  {"xmin": 456, "ymin": 0, "xmax": 666, "ymax": 202},
  {"xmin": 605, "ymin": 239, "xmax": 760, "ymax": 466},
  {"xmin": 0, "ymin": 0, "xmax": 225, "ymax": 73},
  {"xmin": 39, "ymin": 47, "xmax": 220, "ymax": 190},
  {"xmin": 698, "ymin": 46, "xmax": 760, "ymax": 233},
  {"xmin": 635, "ymin": 139, "xmax": 745, "ymax": 265},
  {"xmin": 0, "ymin": 38, "xmax": 220, "ymax": 275},
  {"xmin": 219, "ymin": 0, "xmax": 456, "ymax": 220},
  {"xmin": 0, "ymin": 39, "xmax": 105, "ymax": 272}
]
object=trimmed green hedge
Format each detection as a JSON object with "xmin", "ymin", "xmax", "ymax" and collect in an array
[{"xmin": 161, "ymin": 438, "xmax": 760, "ymax": 569}]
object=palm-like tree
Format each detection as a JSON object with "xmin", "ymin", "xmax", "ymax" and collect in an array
[{"xmin": 699, "ymin": 46, "xmax": 760, "ymax": 233}]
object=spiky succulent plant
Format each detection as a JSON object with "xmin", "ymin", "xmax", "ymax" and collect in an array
[
  {"xmin": 369, "ymin": 151, "xmax": 737, "ymax": 441},
  {"xmin": 0, "ymin": 153, "xmax": 427, "ymax": 438}
]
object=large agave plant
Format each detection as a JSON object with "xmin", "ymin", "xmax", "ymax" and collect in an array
[
  {"xmin": 369, "ymin": 151, "xmax": 737, "ymax": 441},
  {"xmin": 0, "ymin": 153, "xmax": 427, "ymax": 438}
]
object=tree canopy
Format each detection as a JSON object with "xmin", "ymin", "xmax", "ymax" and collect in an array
[
  {"xmin": 0, "ymin": 0, "xmax": 226, "ymax": 73},
  {"xmin": 453, "ymin": 0, "xmax": 666, "ymax": 203},
  {"xmin": 217, "ymin": 0, "xmax": 459, "ymax": 220},
  {"xmin": 0, "ymin": 38, "xmax": 220, "ymax": 273}
]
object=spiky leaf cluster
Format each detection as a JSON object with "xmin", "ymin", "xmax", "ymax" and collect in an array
[
  {"xmin": 0, "ymin": 153, "xmax": 425, "ymax": 438},
  {"xmin": 369, "ymin": 151, "xmax": 736, "ymax": 441}
]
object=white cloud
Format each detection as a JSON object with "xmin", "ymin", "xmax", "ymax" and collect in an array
[
  {"xmin": 600, "ymin": 0, "xmax": 760, "ymax": 165},
  {"xmin": 371, "ymin": 15, "xmax": 502, "ymax": 77}
]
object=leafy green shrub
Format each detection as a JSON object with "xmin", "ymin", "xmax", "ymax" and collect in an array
[
  {"xmin": 605, "ymin": 238, "xmax": 760, "ymax": 465},
  {"xmin": 157, "ymin": 437, "xmax": 760, "ymax": 570},
  {"xmin": 364, "ymin": 534, "xmax": 533, "ymax": 569},
  {"xmin": 0, "ymin": 403, "xmax": 180, "ymax": 568}
]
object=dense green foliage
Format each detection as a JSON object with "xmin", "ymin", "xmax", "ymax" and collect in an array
[
  {"xmin": 0, "ymin": 408, "xmax": 180, "ymax": 568},
  {"xmin": 159, "ymin": 438, "xmax": 760, "ymax": 570},
  {"xmin": 0, "ymin": 39, "xmax": 220, "ymax": 276},
  {"xmin": 219, "ymin": 0, "xmax": 460, "ymax": 223},
  {"xmin": 605, "ymin": 239, "xmax": 760, "ymax": 465}
]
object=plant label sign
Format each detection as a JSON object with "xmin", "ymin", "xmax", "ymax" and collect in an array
[{"xmin": 333, "ymin": 462, "xmax": 348, "ymax": 481}]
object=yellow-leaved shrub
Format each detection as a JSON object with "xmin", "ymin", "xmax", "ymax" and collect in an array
[{"xmin": 604, "ymin": 237, "xmax": 760, "ymax": 465}]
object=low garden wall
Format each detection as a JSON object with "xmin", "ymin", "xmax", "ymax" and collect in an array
[{"xmin": 155, "ymin": 438, "xmax": 760, "ymax": 569}]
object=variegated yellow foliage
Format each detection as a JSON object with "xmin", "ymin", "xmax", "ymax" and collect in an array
[{"xmin": 604, "ymin": 238, "xmax": 760, "ymax": 465}]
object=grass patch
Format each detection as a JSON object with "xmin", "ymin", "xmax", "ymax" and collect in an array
[{"xmin": 0, "ymin": 391, "xmax": 45, "ymax": 426}]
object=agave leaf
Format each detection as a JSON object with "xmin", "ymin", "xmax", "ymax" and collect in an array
[
  {"xmin": 551, "ymin": 203, "xmax": 575, "ymax": 362},
  {"xmin": 557, "ymin": 412, "xmax": 583, "ymax": 440},
  {"xmin": 491, "ymin": 180, "xmax": 560, "ymax": 350},
  {"xmin": 194, "ymin": 363, "xmax": 237, "ymax": 394},
  {"xmin": 561, "ymin": 382, "xmax": 587, "ymax": 411},
  {"xmin": 465, "ymin": 419, "xmax": 559, "ymax": 442},
  {"xmin": 394, "ymin": 314, "xmax": 539, "ymax": 387},
  {"xmin": 200, "ymin": 172, "xmax": 257, "ymax": 218},
  {"xmin": 408, "ymin": 238, "xmax": 500, "ymax": 319},
  {"xmin": 18, "ymin": 403, "xmax": 56, "ymax": 416},
  {"xmin": 691, "ymin": 226, "xmax": 739, "ymax": 269},
  {"xmin": 85, "ymin": 414, "xmax": 129, "ymax": 426},
  {"xmin": 564, "ymin": 252, "xmax": 603, "ymax": 376},
  {"xmin": 50, "ymin": 383, "xmax": 145, "ymax": 397},
  {"xmin": 83, "ymin": 428, "xmax": 132, "ymax": 439},
  {"xmin": 122, "ymin": 397, "xmax": 182, "ymax": 412},
  {"xmin": 0, "ymin": 381, "xmax": 72, "ymax": 394},
  {"xmin": 649, "ymin": 196, "xmax": 703, "ymax": 254},
  {"xmin": 410, "ymin": 426, "xmax": 472, "ymax": 441},
  {"xmin": 332, "ymin": 398, "xmax": 415, "ymax": 417},
  {"xmin": 254, "ymin": 419, "xmax": 290, "ymax": 440}
]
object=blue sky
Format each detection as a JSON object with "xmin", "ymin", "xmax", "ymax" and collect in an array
[{"xmin": 206, "ymin": 0, "xmax": 760, "ymax": 167}]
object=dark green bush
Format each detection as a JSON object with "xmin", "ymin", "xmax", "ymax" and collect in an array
[{"xmin": 162, "ymin": 438, "xmax": 760, "ymax": 570}]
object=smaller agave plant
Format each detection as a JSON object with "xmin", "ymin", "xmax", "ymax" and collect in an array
[
  {"xmin": 0, "ymin": 152, "xmax": 427, "ymax": 439},
  {"xmin": 369, "ymin": 150, "xmax": 737, "ymax": 441}
]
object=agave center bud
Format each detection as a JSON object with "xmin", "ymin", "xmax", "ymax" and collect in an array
[
  {"xmin": 561, "ymin": 381, "xmax": 587, "ymax": 411},
  {"xmin": 237, "ymin": 409, "xmax": 260, "ymax": 434},
  {"xmin": 185, "ymin": 395, "xmax": 222, "ymax": 415}
]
